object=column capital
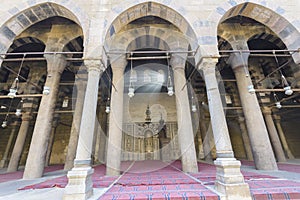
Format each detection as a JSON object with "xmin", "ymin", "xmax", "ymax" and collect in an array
[
  {"xmin": 198, "ymin": 57, "xmax": 218, "ymax": 74},
  {"xmin": 44, "ymin": 54, "xmax": 67, "ymax": 74},
  {"xmin": 170, "ymin": 53, "xmax": 187, "ymax": 70},
  {"xmin": 21, "ymin": 112, "xmax": 32, "ymax": 121},
  {"xmin": 227, "ymin": 52, "xmax": 250, "ymax": 70},
  {"xmin": 273, "ymin": 115, "xmax": 281, "ymax": 121},
  {"xmin": 262, "ymin": 106, "xmax": 272, "ymax": 115},
  {"xmin": 84, "ymin": 59, "xmax": 105, "ymax": 73}
]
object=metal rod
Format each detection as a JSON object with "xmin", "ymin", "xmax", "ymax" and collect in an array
[
  {"xmin": 2, "ymin": 65, "xmax": 42, "ymax": 91},
  {"xmin": 254, "ymin": 88, "xmax": 300, "ymax": 92},
  {"xmin": 1, "ymin": 57, "xmax": 83, "ymax": 62},
  {"xmin": 0, "ymin": 52, "xmax": 83, "ymax": 56},
  {"xmin": 127, "ymin": 56, "xmax": 171, "ymax": 60},
  {"xmin": 0, "ymin": 94, "xmax": 43, "ymax": 99},
  {"xmin": 106, "ymin": 50, "xmax": 196, "ymax": 55},
  {"xmin": 257, "ymin": 59, "xmax": 292, "ymax": 83}
]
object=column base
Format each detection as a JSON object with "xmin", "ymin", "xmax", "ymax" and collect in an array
[
  {"xmin": 63, "ymin": 166, "xmax": 94, "ymax": 200},
  {"xmin": 214, "ymin": 158, "xmax": 251, "ymax": 200}
]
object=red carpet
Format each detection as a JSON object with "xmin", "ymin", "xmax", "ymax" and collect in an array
[
  {"xmin": 0, "ymin": 165, "xmax": 63, "ymax": 183},
  {"xmin": 5, "ymin": 160, "xmax": 299, "ymax": 200},
  {"xmin": 100, "ymin": 160, "xmax": 219, "ymax": 200},
  {"xmin": 19, "ymin": 164, "xmax": 117, "ymax": 190}
]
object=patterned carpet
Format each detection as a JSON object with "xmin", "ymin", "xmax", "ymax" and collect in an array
[
  {"xmin": 1, "ymin": 160, "xmax": 299, "ymax": 199},
  {"xmin": 0, "ymin": 164, "xmax": 63, "ymax": 183}
]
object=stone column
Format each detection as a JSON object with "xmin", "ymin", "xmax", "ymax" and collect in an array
[
  {"xmin": 262, "ymin": 107, "xmax": 286, "ymax": 162},
  {"xmin": 237, "ymin": 115, "xmax": 254, "ymax": 161},
  {"xmin": 199, "ymin": 58, "xmax": 251, "ymax": 200},
  {"xmin": 45, "ymin": 115, "xmax": 59, "ymax": 166},
  {"xmin": 200, "ymin": 59, "xmax": 234, "ymax": 158},
  {"xmin": 229, "ymin": 52, "xmax": 277, "ymax": 170},
  {"xmin": 64, "ymin": 59, "xmax": 103, "ymax": 200},
  {"xmin": 274, "ymin": 115, "xmax": 294, "ymax": 159},
  {"xmin": 0, "ymin": 121, "xmax": 19, "ymax": 168},
  {"xmin": 106, "ymin": 56, "xmax": 127, "ymax": 176},
  {"xmin": 64, "ymin": 77, "xmax": 87, "ymax": 170},
  {"xmin": 199, "ymin": 113, "xmax": 213, "ymax": 161},
  {"xmin": 23, "ymin": 54, "xmax": 66, "ymax": 179},
  {"xmin": 7, "ymin": 112, "xmax": 32, "ymax": 172},
  {"xmin": 171, "ymin": 54, "xmax": 198, "ymax": 173}
]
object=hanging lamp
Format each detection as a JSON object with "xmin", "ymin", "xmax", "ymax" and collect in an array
[
  {"xmin": 166, "ymin": 53, "xmax": 174, "ymax": 96},
  {"xmin": 128, "ymin": 53, "xmax": 135, "ymax": 98},
  {"xmin": 273, "ymin": 50, "xmax": 293, "ymax": 96},
  {"xmin": 7, "ymin": 54, "xmax": 26, "ymax": 98}
]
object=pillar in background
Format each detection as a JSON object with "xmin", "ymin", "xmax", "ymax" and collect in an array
[
  {"xmin": 0, "ymin": 121, "xmax": 19, "ymax": 168},
  {"xmin": 106, "ymin": 56, "xmax": 127, "ymax": 176},
  {"xmin": 263, "ymin": 107, "xmax": 286, "ymax": 162},
  {"xmin": 229, "ymin": 52, "xmax": 277, "ymax": 170},
  {"xmin": 23, "ymin": 54, "xmax": 66, "ymax": 179},
  {"xmin": 7, "ymin": 112, "xmax": 32, "ymax": 172},
  {"xmin": 236, "ymin": 114, "xmax": 254, "ymax": 161},
  {"xmin": 273, "ymin": 115, "xmax": 294, "ymax": 159},
  {"xmin": 64, "ymin": 75, "xmax": 87, "ymax": 170},
  {"xmin": 45, "ymin": 115, "xmax": 60, "ymax": 166},
  {"xmin": 171, "ymin": 53, "xmax": 198, "ymax": 173}
]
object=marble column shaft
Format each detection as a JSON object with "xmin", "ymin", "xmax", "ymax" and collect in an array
[
  {"xmin": 274, "ymin": 116, "xmax": 294, "ymax": 159},
  {"xmin": 263, "ymin": 108, "xmax": 286, "ymax": 162},
  {"xmin": 237, "ymin": 116, "xmax": 254, "ymax": 161},
  {"xmin": 106, "ymin": 57, "xmax": 127, "ymax": 176},
  {"xmin": 23, "ymin": 55, "xmax": 66, "ymax": 179},
  {"xmin": 74, "ymin": 66, "xmax": 102, "ymax": 164},
  {"xmin": 229, "ymin": 52, "xmax": 277, "ymax": 170},
  {"xmin": 7, "ymin": 113, "xmax": 31, "ymax": 172},
  {"xmin": 45, "ymin": 117, "xmax": 59, "ymax": 167},
  {"xmin": 0, "ymin": 121, "xmax": 19, "ymax": 168},
  {"xmin": 64, "ymin": 60, "xmax": 102, "ymax": 200},
  {"xmin": 172, "ymin": 54, "xmax": 198, "ymax": 173},
  {"xmin": 200, "ymin": 59, "xmax": 234, "ymax": 158},
  {"xmin": 64, "ymin": 80, "xmax": 87, "ymax": 170}
]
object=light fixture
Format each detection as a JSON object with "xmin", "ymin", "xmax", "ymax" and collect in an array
[
  {"xmin": 15, "ymin": 109, "xmax": 22, "ymax": 117},
  {"xmin": 190, "ymin": 87, "xmax": 197, "ymax": 112},
  {"xmin": 15, "ymin": 99, "xmax": 23, "ymax": 117},
  {"xmin": 191, "ymin": 104, "xmax": 197, "ymax": 112},
  {"xmin": 7, "ymin": 78, "xmax": 19, "ymax": 98},
  {"xmin": 1, "ymin": 120, "xmax": 7, "ymax": 128},
  {"xmin": 273, "ymin": 93, "xmax": 282, "ymax": 109},
  {"xmin": 105, "ymin": 97, "xmax": 110, "ymax": 114},
  {"xmin": 247, "ymin": 85, "xmax": 255, "ymax": 94},
  {"xmin": 273, "ymin": 50, "xmax": 293, "ymax": 96},
  {"xmin": 281, "ymin": 74, "xmax": 293, "ymax": 95},
  {"xmin": 43, "ymin": 86, "xmax": 50, "ymax": 95},
  {"xmin": 166, "ymin": 53, "xmax": 174, "ymax": 96},
  {"xmin": 275, "ymin": 102, "xmax": 282, "ymax": 109},
  {"xmin": 7, "ymin": 54, "xmax": 26, "ymax": 98},
  {"xmin": 1, "ymin": 114, "xmax": 8, "ymax": 128},
  {"xmin": 128, "ymin": 53, "xmax": 135, "ymax": 98}
]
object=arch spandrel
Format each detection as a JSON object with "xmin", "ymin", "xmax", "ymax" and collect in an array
[
  {"xmin": 0, "ymin": 2, "xmax": 86, "ymax": 59},
  {"xmin": 105, "ymin": 27, "xmax": 190, "ymax": 51},
  {"xmin": 216, "ymin": 1, "xmax": 300, "ymax": 63}
]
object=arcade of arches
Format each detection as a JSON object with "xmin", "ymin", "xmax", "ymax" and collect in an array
[{"xmin": 0, "ymin": 1, "xmax": 300, "ymax": 199}]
